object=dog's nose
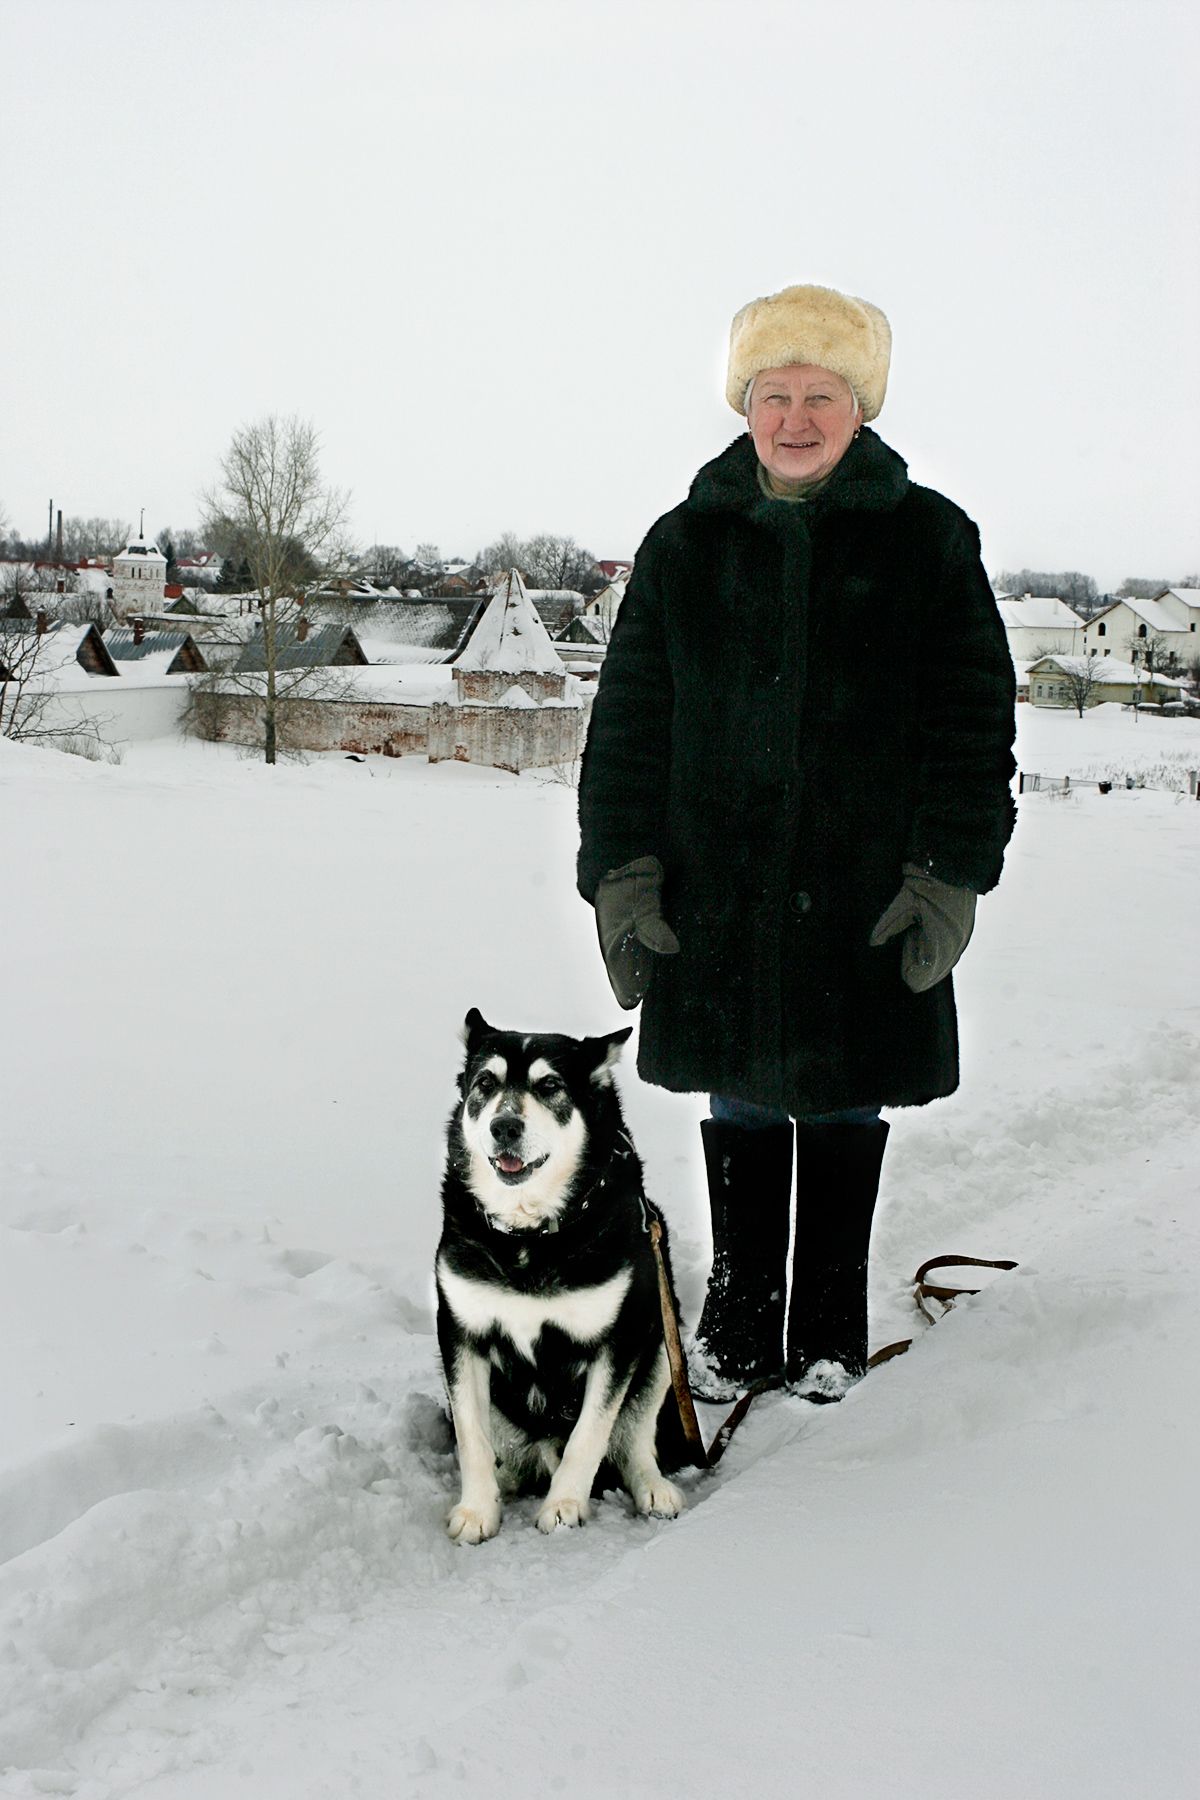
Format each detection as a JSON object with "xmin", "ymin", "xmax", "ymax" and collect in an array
[{"xmin": 490, "ymin": 1112, "xmax": 523, "ymax": 1150}]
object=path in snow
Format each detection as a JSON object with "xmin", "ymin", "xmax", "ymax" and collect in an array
[{"xmin": 1, "ymin": 714, "xmax": 1198, "ymax": 1797}]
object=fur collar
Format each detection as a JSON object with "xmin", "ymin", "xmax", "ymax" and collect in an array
[{"xmin": 684, "ymin": 426, "xmax": 910, "ymax": 521}]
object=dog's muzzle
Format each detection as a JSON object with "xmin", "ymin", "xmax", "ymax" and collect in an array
[
  {"xmin": 489, "ymin": 1112, "xmax": 549, "ymax": 1185},
  {"xmin": 489, "ymin": 1150, "xmax": 550, "ymax": 1185}
]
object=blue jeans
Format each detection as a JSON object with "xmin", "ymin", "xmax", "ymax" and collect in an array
[{"xmin": 710, "ymin": 1094, "xmax": 882, "ymax": 1129}]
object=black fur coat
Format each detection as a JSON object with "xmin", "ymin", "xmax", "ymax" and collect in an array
[{"xmin": 577, "ymin": 429, "xmax": 1017, "ymax": 1115}]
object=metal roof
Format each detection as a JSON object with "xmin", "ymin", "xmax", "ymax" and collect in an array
[
  {"xmin": 105, "ymin": 629, "xmax": 190, "ymax": 661},
  {"xmin": 234, "ymin": 622, "xmax": 367, "ymax": 672}
]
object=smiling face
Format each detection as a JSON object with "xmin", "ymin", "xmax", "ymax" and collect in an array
[
  {"xmin": 746, "ymin": 363, "xmax": 862, "ymax": 487},
  {"xmin": 453, "ymin": 1012, "xmax": 631, "ymax": 1231}
]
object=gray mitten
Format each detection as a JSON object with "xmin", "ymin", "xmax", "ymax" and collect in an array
[
  {"xmin": 594, "ymin": 856, "xmax": 680, "ymax": 1010},
  {"xmin": 868, "ymin": 864, "xmax": 977, "ymax": 993}
]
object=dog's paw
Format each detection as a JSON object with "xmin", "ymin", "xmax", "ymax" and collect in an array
[
  {"xmin": 447, "ymin": 1499, "xmax": 501, "ymax": 1544},
  {"xmin": 633, "ymin": 1476, "xmax": 686, "ymax": 1520},
  {"xmin": 536, "ymin": 1494, "xmax": 589, "ymax": 1533}
]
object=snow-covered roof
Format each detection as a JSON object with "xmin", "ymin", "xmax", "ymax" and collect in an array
[
  {"xmin": 455, "ymin": 570, "xmax": 564, "ymax": 674},
  {"xmin": 355, "ymin": 636, "xmax": 447, "ymax": 667},
  {"xmin": 0, "ymin": 620, "xmax": 118, "ymax": 685},
  {"xmin": 115, "ymin": 535, "xmax": 166, "ymax": 563},
  {"xmin": 235, "ymin": 623, "xmax": 367, "ymax": 672},
  {"xmin": 105, "ymin": 629, "xmax": 190, "ymax": 661},
  {"xmin": 996, "ymin": 596, "xmax": 1084, "ymax": 630},
  {"xmin": 1157, "ymin": 587, "xmax": 1200, "ymax": 612},
  {"xmin": 1090, "ymin": 596, "xmax": 1190, "ymax": 634},
  {"xmin": 1027, "ymin": 654, "xmax": 1187, "ymax": 689}
]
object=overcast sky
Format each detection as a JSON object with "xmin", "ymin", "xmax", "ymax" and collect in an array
[{"xmin": 2, "ymin": 0, "xmax": 1197, "ymax": 588}]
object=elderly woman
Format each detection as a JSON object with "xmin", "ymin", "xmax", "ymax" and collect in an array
[{"xmin": 577, "ymin": 283, "xmax": 1016, "ymax": 1402}]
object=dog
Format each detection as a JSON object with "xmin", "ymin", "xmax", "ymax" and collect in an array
[{"xmin": 435, "ymin": 1008, "xmax": 688, "ymax": 1543}]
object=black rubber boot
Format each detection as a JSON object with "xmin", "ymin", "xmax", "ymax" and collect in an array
[
  {"xmin": 692, "ymin": 1118, "xmax": 793, "ymax": 1396},
  {"xmin": 786, "ymin": 1118, "xmax": 890, "ymax": 1397}
]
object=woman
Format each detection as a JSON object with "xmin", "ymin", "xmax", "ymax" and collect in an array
[{"xmin": 577, "ymin": 283, "xmax": 1016, "ymax": 1401}]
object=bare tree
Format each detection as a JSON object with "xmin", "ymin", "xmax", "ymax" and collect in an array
[
  {"xmin": 201, "ymin": 415, "xmax": 351, "ymax": 764},
  {"xmin": 0, "ymin": 619, "xmax": 107, "ymax": 747},
  {"xmin": 156, "ymin": 525, "xmax": 208, "ymax": 561},
  {"xmin": 994, "ymin": 568, "xmax": 1098, "ymax": 610},
  {"xmin": 475, "ymin": 531, "xmax": 598, "ymax": 595},
  {"xmin": 520, "ymin": 533, "xmax": 596, "ymax": 594},
  {"xmin": 1127, "ymin": 630, "xmax": 1176, "ymax": 674},
  {"xmin": 0, "ymin": 621, "xmax": 53, "ymax": 738},
  {"xmin": 1116, "ymin": 576, "xmax": 1172, "ymax": 600},
  {"xmin": 475, "ymin": 532, "xmax": 527, "ymax": 580},
  {"xmin": 58, "ymin": 516, "xmax": 132, "ymax": 560},
  {"xmin": 1057, "ymin": 655, "xmax": 1108, "ymax": 718},
  {"xmin": 1, "ymin": 563, "xmax": 78, "ymax": 616},
  {"xmin": 356, "ymin": 543, "xmax": 410, "ymax": 589}
]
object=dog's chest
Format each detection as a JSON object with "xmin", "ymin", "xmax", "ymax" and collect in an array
[{"xmin": 438, "ymin": 1259, "xmax": 631, "ymax": 1363}]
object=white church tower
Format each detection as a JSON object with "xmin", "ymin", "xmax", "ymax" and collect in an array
[{"xmin": 111, "ymin": 511, "xmax": 167, "ymax": 621}]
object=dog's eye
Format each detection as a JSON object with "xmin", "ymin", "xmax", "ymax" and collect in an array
[
  {"xmin": 474, "ymin": 1071, "xmax": 498, "ymax": 1096},
  {"xmin": 535, "ymin": 1076, "xmax": 563, "ymax": 1098}
]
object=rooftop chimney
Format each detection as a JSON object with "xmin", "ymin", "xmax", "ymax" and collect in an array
[
  {"xmin": 36, "ymin": 610, "xmax": 49, "ymax": 635},
  {"xmin": 133, "ymin": 617, "xmax": 145, "ymax": 646},
  {"xmin": 296, "ymin": 616, "xmax": 309, "ymax": 641}
]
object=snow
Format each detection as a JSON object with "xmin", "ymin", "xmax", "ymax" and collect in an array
[
  {"xmin": 1, "ymin": 704, "xmax": 1199, "ymax": 1798},
  {"xmin": 1029, "ymin": 656, "xmax": 1188, "ymax": 691},
  {"xmin": 995, "ymin": 595, "xmax": 1083, "ymax": 629},
  {"xmin": 454, "ymin": 570, "xmax": 564, "ymax": 674}
]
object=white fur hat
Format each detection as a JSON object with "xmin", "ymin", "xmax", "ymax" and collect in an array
[{"xmin": 726, "ymin": 283, "xmax": 892, "ymax": 420}]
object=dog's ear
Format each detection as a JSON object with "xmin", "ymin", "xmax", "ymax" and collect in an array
[
  {"xmin": 461, "ymin": 1008, "xmax": 492, "ymax": 1054},
  {"xmin": 584, "ymin": 1025, "xmax": 633, "ymax": 1087}
]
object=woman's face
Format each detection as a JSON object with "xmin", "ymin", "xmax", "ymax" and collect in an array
[{"xmin": 747, "ymin": 364, "xmax": 862, "ymax": 485}]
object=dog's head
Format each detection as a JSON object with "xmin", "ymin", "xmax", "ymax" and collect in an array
[{"xmin": 451, "ymin": 1008, "xmax": 633, "ymax": 1232}]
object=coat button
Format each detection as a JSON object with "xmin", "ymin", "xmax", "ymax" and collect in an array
[{"xmin": 790, "ymin": 890, "xmax": 813, "ymax": 916}]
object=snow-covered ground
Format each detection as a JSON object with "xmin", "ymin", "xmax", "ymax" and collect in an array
[{"xmin": 2, "ymin": 704, "xmax": 1198, "ymax": 1799}]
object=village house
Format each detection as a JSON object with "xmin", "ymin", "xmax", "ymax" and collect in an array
[
  {"xmin": 582, "ymin": 578, "xmax": 626, "ymax": 638},
  {"xmin": 1026, "ymin": 654, "xmax": 1191, "ymax": 710},
  {"xmin": 1081, "ymin": 595, "xmax": 1193, "ymax": 670},
  {"xmin": 1152, "ymin": 588, "xmax": 1200, "ymax": 648},
  {"xmin": 0, "ymin": 616, "xmax": 118, "ymax": 682},
  {"xmin": 995, "ymin": 594, "xmax": 1085, "ymax": 664}
]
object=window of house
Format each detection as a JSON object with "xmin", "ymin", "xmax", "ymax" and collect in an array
[
  {"xmin": 1138, "ymin": 624, "xmax": 1147, "ymax": 638},
  {"xmin": 1098, "ymin": 622, "xmax": 1106, "ymax": 636}
]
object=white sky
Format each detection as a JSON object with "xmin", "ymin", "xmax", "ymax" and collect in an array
[{"xmin": 2, "ymin": 0, "xmax": 1197, "ymax": 588}]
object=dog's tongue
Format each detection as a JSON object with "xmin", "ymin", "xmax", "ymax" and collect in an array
[{"xmin": 497, "ymin": 1153, "xmax": 524, "ymax": 1175}]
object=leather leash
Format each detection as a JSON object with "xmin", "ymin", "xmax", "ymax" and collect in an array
[
  {"xmin": 868, "ymin": 1254, "xmax": 1020, "ymax": 1367},
  {"xmin": 650, "ymin": 1226, "xmax": 1019, "ymax": 1466},
  {"xmin": 648, "ymin": 1215, "xmax": 711, "ymax": 1467},
  {"xmin": 647, "ymin": 1212, "xmax": 779, "ymax": 1469}
]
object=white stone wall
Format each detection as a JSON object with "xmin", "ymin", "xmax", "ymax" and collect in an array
[{"xmin": 189, "ymin": 690, "xmax": 584, "ymax": 771}]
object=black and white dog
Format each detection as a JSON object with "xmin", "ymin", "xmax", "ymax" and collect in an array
[{"xmin": 435, "ymin": 1009, "xmax": 688, "ymax": 1543}]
